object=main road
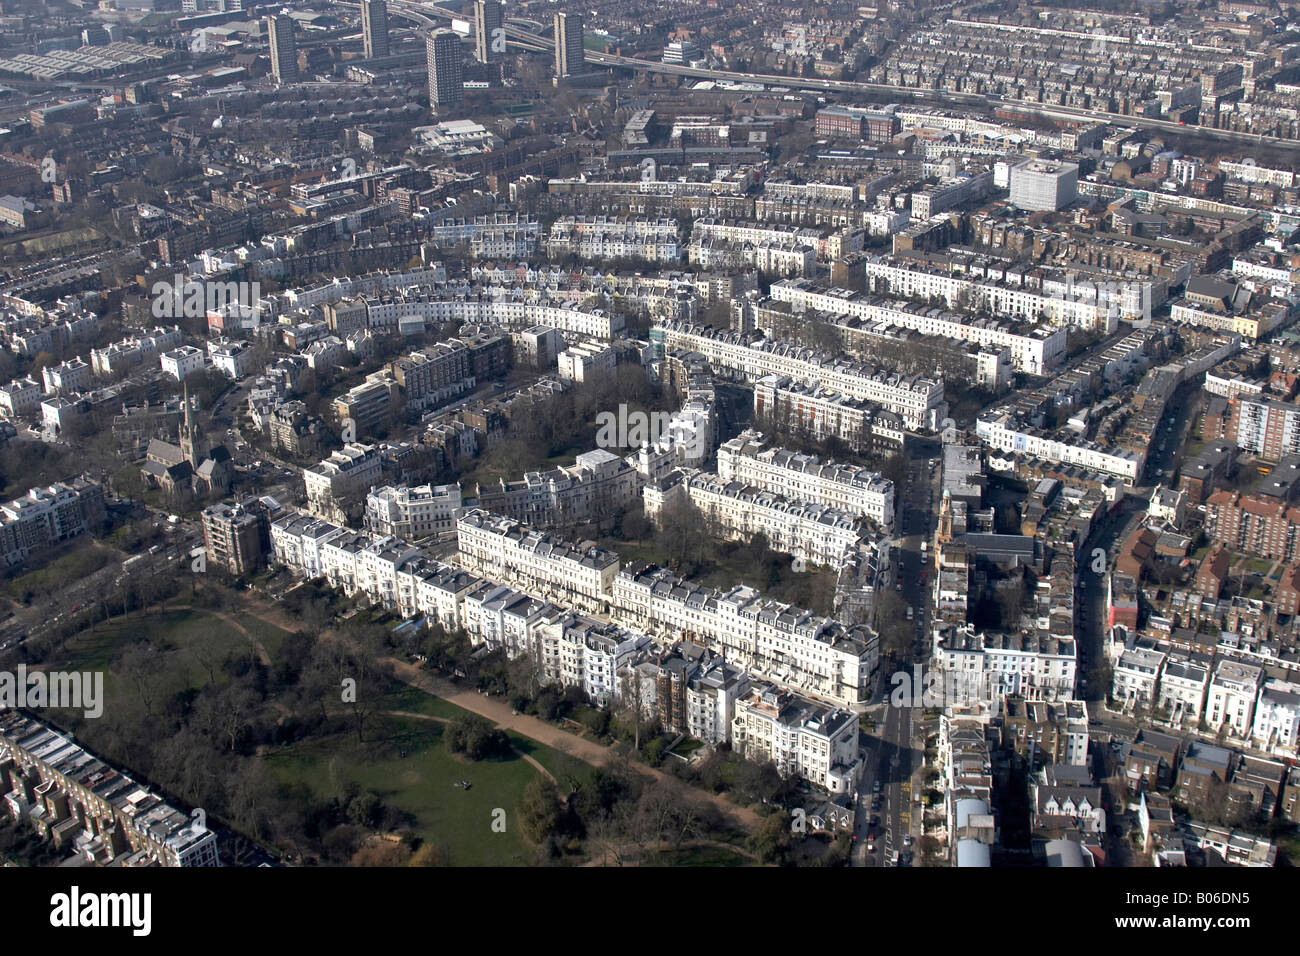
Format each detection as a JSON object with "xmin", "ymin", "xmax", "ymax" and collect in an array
[
  {"xmin": 851, "ymin": 438, "xmax": 942, "ymax": 866},
  {"xmin": 366, "ymin": 0, "xmax": 1300, "ymax": 150}
]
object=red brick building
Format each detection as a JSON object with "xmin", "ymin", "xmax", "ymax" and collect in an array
[
  {"xmin": 814, "ymin": 106, "xmax": 899, "ymax": 143},
  {"xmin": 1107, "ymin": 572, "xmax": 1139, "ymax": 629},
  {"xmin": 1205, "ymin": 490, "xmax": 1300, "ymax": 561},
  {"xmin": 1275, "ymin": 564, "xmax": 1300, "ymax": 616},
  {"xmin": 1116, "ymin": 526, "xmax": 1158, "ymax": 579},
  {"xmin": 1194, "ymin": 544, "xmax": 1230, "ymax": 600}
]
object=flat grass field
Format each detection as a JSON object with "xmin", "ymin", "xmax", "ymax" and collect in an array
[
  {"xmin": 51, "ymin": 607, "xmax": 292, "ymax": 708},
  {"xmin": 263, "ymin": 713, "xmax": 552, "ymax": 866},
  {"xmin": 52, "ymin": 609, "xmax": 567, "ymax": 864}
]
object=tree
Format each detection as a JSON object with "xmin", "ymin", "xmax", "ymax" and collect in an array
[
  {"xmin": 658, "ymin": 497, "xmax": 710, "ymax": 577},
  {"xmin": 225, "ymin": 756, "xmax": 276, "ymax": 837},
  {"xmin": 615, "ymin": 664, "xmax": 654, "ymax": 752},
  {"xmin": 409, "ymin": 843, "xmax": 449, "ymax": 866},
  {"xmin": 734, "ymin": 759, "xmax": 783, "ymax": 805},
  {"xmin": 519, "ymin": 776, "xmax": 563, "ymax": 844},
  {"xmin": 214, "ymin": 684, "xmax": 262, "ymax": 753},
  {"xmin": 444, "ymin": 714, "xmax": 511, "ymax": 760},
  {"xmin": 117, "ymin": 642, "xmax": 168, "ymax": 718},
  {"xmin": 802, "ymin": 317, "xmax": 841, "ymax": 353},
  {"xmin": 350, "ymin": 840, "xmax": 413, "ymax": 866},
  {"xmin": 747, "ymin": 812, "xmax": 793, "ymax": 865},
  {"xmin": 634, "ymin": 779, "xmax": 702, "ymax": 850}
]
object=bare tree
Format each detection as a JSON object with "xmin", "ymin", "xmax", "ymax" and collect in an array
[{"xmin": 117, "ymin": 642, "xmax": 168, "ymax": 718}]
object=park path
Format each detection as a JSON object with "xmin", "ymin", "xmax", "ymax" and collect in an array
[
  {"xmin": 202, "ymin": 608, "xmax": 272, "ymax": 667},
  {"xmin": 159, "ymin": 594, "xmax": 274, "ymax": 667},
  {"xmin": 226, "ymin": 596, "xmax": 761, "ymax": 829},
  {"xmin": 166, "ymin": 602, "xmax": 294, "ymax": 712},
  {"xmin": 382, "ymin": 657, "xmax": 760, "ymax": 828}
]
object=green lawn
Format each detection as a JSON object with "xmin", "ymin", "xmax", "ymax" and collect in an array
[
  {"xmin": 377, "ymin": 684, "xmax": 471, "ymax": 720},
  {"xmin": 647, "ymin": 845, "xmax": 752, "ymax": 866},
  {"xmin": 264, "ymin": 715, "xmax": 550, "ymax": 865},
  {"xmin": 49, "ymin": 607, "xmax": 293, "ymax": 716},
  {"xmin": 669, "ymin": 738, "xmax": 704, "ymax": 757},
  {"xmin": 52, "ymin": 604, "xmax": 582, "ymax": 864}
]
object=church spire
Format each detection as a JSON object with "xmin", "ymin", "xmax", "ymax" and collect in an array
[{"xmin": 179, "ymin": 381, "xmax": 207, "ymax": 465}]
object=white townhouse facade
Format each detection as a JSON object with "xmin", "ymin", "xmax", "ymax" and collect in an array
[
  {"xmin": 1231, "ymin": 256, "xmax": 1294, "ymax": 291},
  {"xmin": 731, "ymin": 683, "xmax": 861, "ymax": 792},
  {"xmin": 0, "ymin": 376, "xmax": 42, "ymax": 418},
  {"xmin": 303, "ymin": 443, "xmax": 382, "ymax": 520},
  {"xmin": 1251, "ymin": 679, "xmax": 1300, "ymax": 757},
  {"xmin": 479, "ymin": 449, "xmax": 643, "ymax": 530},
  {"xmin": 424, "ymin": 214, "xmax": 541, "ymax": 258},
  {"xmin": 208, "ymin": 341, "xmax": 254, "ymax": 379},
  {"xmin": 716, "ymin": 429, "xmax": 895, "ymax": 529},
  {"xmin": 770, "ymin": 278, "xmax": 1067, "ymax": 375},
  {"xmin": 270, "ymin": 512, "xmax": 347, "ymax": 578},
  {"xmin": 365, "ymin": 482, "xmax": 463, "ymax": 541},
  {"xmin": 41, "ymin": 358, "xmax": 90, "ymax": 395},
  {"xmin": 1207, "ymin": 659, "xmax": 1263, "ymax": 739},
  {"xmin": 1218, "ymin": 160, "xmax": 1295, "ymax": 187},
  {"xmin": 312, "ymin": 531, "xmax": 421, "ymax": 607},
  {"xmin": 687, "ymin": 659, "xmax": 751, "ymax": 746},
  {"xmin": 535, "ymin": 612, "xmax": 651, "ymax": 707},
  {"xmin": 612, "ymin": 562, "xmax": 877, "ymax": 709},
  {"xmin": 358, "ymin": 290, "xmax": 624, "ymax": 340},
  {"xmin": 934, "ymin": 625, "xmax": 1078, "ymax": 705},
  {"xmin": 975, "ymin": 411, "xmax": 1142, "ymax": 482},
  {"xmin": 456, "ymin": 509, "xmax": 620, "ymax": 614},
  {"xmin": 464, "ymin": 584, "xmax": 556, "ymax": 660},
  {"xmin": 1242, "ymin": 677, "xmax": 1300, "ymax": 756},
  {"xmin": 1112, "ymin": 646, "xmax": 1168, "ymax": 709},
  {"xmin": 691, "ymin": 218, "xmax": 822, "ymax": 249},
  {"xmin": 90, "ymin": 326, "xmax": 183, "ymax": 377},
  {"xmin": 1156, "ymin": 659, "xmax": 1210, "ymax": 727},
  {"xmin": 688, "ymin": 237, "xmax": 817, "ymax": 278},
  {"xmin": 861, "ymin": 258, "xmax": 1125, "ymax": 332},
  {"xmin": 270, "ymin": 511, "xmax": 485, "ymax": 631},
  {"xmin": 159, "ymin": 345, "xmax": 206, "ymax": 380},
  {"xmin": 653, "ymin": 319, "xmax": 946, "ymax": 431},
  {"xmin": 401, "ymin": 559, "xmax": 484, "ymax": 632},
  {"xmin": 546, "ymin": 216, "xmax": 682, "ymax": 264},
  {"xmin": 1204, "ymin": 370, "xmax": 1265, "ymax": 400}
]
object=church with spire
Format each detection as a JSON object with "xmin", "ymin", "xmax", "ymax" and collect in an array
[{"xmin": 142, "ymin": 384, "xmax": 233, "ymax": 500}]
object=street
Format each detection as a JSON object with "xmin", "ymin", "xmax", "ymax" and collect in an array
[{"xmin": 852, "ymin": 438, "xmax": 941, "ymax": 866}]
